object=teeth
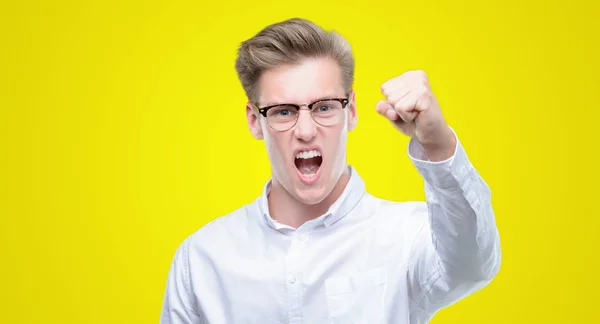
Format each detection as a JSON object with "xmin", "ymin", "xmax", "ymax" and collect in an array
[
  {"xmin": 295, "ymin": 150, "xmax": 321, "ymax": 159},
  {"xmin": 302, "ymin": 173, "xmax": 316, "ymax": 178}
]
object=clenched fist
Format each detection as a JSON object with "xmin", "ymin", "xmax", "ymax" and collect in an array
[{"xmin": 376, "ymin": 70, "xmax": 456, "ymax": 161}]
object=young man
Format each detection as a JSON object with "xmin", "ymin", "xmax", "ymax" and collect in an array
[{"xmin": 161, "ymin": 18, "xmax": 501, "ymax": 324}]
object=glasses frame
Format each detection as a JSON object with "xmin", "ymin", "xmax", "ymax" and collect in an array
[{"xmin": 254, "ymin": 97, "xmax": 349, "ymax": 131}]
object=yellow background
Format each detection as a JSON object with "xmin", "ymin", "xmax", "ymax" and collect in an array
[{"xmin": 1, "ymin": 0, "xmax": 599, "ymax": 323}]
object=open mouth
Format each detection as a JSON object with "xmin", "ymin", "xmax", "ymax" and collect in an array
[{"xmin": 294, "ymin": 149, "xmax": 323, "ymax": 179}]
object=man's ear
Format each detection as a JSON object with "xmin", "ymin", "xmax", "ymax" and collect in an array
[
  {"xmin": 347, "ymin": 90, "xmax": 358, "ymax": 131},
  {"xmin": 246, "ymin": 102, "xmax": 264, "ymax": 140}
]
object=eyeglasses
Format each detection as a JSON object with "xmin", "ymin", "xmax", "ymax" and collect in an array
[{"xmin": 255, "ymin": 98, "xmax": 349, "ymax": 131}]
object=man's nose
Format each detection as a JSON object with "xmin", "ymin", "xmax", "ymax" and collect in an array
[{"xmin": 294, "ymin": 108, "xmax": 316, "ymax": 142}]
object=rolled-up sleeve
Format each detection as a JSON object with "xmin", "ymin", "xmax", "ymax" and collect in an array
[{"xmin": 406, "ymin": 128, "xmax": 502, "ymax": 320}]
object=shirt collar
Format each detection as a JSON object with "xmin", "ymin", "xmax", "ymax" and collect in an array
[{"xmin": 258, "ymin": 165, "xmax": 366, "ymax": 231}]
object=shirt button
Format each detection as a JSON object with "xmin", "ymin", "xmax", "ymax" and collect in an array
[
  {"xmin": 289, "ymin": 275, "xmax": 297, "ymax": 284},
  {"xmin": 298, "ymin": 234, "xmax": 309, "ymax": 241}
]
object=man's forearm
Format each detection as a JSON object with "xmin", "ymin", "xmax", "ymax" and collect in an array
[{"xmin": 410, "ymin": 132, "xmax": 501, "ymax": 281}]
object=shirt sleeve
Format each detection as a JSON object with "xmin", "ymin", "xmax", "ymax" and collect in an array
[
  {"xmin": 406, "ymin": 127, "xmax": 502, "ymax": 320},
  {"xmin": 160, "ymin": 238, "xmax": 204, "ymax": 324}
]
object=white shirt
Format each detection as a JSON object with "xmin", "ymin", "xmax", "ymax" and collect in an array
[{"xmin": 160, "ymin": 133, "xmax": 502, "ymax": 324}]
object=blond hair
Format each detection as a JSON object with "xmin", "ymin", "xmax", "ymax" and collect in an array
[{"xmin": 235, "ymin": 18, "xmax": 354, "ymax": 104}]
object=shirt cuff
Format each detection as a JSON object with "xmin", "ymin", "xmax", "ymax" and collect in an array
[{"xmin": 408, "ymin": 127, "xmax": 474, "ymax": 189}]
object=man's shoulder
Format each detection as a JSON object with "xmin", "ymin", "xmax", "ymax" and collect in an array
[
  {"xmin": 181, "ymin": 198, "xmax": 261, "ymax": 250},
  {"xmin": 366, "ymin": 194, "xmax": 430, "ymax": 230},
  {"xmin": 359, "ymin": 195, "xmax": 432, "ymax": 248},
  {"xmin": 164, "ymin": 200, "xmax": 261, "ymax": 274}
]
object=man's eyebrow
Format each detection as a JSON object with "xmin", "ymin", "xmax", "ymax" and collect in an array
[
  {"xmin": 311, "ymin": 95, "xmax": 342, "ymax": 102},
  {"xmin": 260, "ymin": 100, "xmax": 286, "ymax": 107},
  {"xmin": 261, "ymin": 95, "xmax": 343, "ymax": 107}
]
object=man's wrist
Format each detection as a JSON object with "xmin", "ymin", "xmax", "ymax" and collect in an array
[{"xmin": 420, "ymin": 126, "xmax": 457, "ymax": 162}]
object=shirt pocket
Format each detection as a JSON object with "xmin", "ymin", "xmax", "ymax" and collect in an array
[{"xmin": 324, "ymin": 267, "xmax": 387, "ymax": 324}]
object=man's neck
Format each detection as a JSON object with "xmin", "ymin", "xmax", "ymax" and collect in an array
[{"xmin": 267, "ymin": 167, "xmax": 350, "ymax": 229}]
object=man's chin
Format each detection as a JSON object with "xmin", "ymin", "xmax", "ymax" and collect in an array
[
  {"xmin": 293, "ymin": 186, "xmax": 330, "ymax": 206},
  {"xmin": 290, "ymin": 167, "xmax": 343, "ymax": 205}
]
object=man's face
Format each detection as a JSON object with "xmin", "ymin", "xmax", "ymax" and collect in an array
[{"xmin": 246, "ymin": 57, "xmax": 357, "ymax": 205}]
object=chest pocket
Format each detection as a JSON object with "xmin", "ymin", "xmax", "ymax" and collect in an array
[{"xmin": 324, "ymin": 267, "xmax": 387, "ymax": 324}]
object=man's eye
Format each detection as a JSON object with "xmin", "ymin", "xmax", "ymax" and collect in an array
[
  {"xmin": 276, "ymin": 109, "xmax": 291, "ymax": 116},
  {"xmin": 318, "ymin": 105, "xmax": 331, "ymax": 112}
]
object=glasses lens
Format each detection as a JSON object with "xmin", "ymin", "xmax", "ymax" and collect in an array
[
  {"xmin": 266, "ymin": 105, "xmax": 299, "ymax": 131},
  {"xmin": 311, "ymin": 100, "xmax": 344, "ymax": 126}
]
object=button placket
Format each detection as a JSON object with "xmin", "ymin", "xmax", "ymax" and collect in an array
[{"xmin": 285, "ymin": 232, "xmax": 309, "ymax": 323}]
